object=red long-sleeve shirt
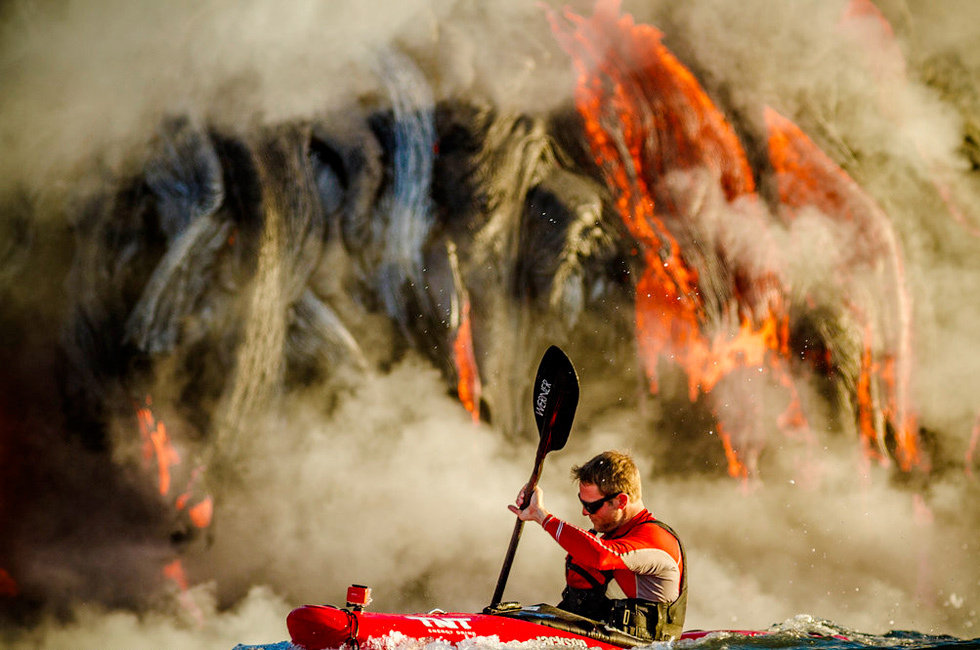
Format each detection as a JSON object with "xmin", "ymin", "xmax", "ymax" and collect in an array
[{"xmin": 542, "ymin": 509, "xmax": 683, "ymax": 603}]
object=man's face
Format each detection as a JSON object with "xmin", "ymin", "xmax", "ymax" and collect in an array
[{"xmin": 578, "ymin": 481, "xmax": 626, "ymax": 534}]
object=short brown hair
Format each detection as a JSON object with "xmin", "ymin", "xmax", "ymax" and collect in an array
[{"xmin": 571, "ymin": 450, "xmax": 642, "ymax": 500}]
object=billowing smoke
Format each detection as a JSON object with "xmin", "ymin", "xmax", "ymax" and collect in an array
[{"xmin": 2, "ymin": 0, "xmax": 979, "ymax": 647}]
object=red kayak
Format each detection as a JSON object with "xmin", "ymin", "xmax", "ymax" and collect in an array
[{"xmin": 287, "ymin": 586, "xmax": 768, "ymax": 650}]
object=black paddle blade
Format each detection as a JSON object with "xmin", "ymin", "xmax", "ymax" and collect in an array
[{"xmin": 532, "ymin": 345, "xmax": 579, "ymax": 452}]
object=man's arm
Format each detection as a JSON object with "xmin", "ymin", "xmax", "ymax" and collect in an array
[
  {"xmin": 541, "ymin": 517, "xmax": 635, "ymax": 570},
  {"xmin": 542, "ymin": 516, "xmax": 680, "ymax": 576},
  {"xmin": 508, "ymin": 488, "xmax": 681, "ymax": 577}
]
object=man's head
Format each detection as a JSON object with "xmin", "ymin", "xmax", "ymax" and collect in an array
[
  {"xmin": 571, "ymin": 450, "xmax": 642, "ymax": 499},
  {"xmin": 571, "ymin": 450, "xmax": 644, "ymax": 532}
]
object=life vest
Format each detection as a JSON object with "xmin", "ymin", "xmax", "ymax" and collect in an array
[{"xmin": 557, "ymin": 519, "xmax": 687, "ymax": 641}]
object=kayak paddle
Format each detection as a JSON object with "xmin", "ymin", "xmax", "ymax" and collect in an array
[{"xmin": 489, "ymin": 345, "xmax": 579, "ymax": 607}]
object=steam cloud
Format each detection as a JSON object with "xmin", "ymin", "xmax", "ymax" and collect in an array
[{"xmin": 2, "ymin": 0, "xmax": 979, "ymax": 648}]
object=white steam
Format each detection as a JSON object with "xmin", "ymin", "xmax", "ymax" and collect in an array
[
  {"xmin": 0, "ymin": 0, "xmax": 570, "ymax": 189},
  {"xmin": 3, "ymin": 0, "xmax": 980, "ymax": 646},
  {"xmin": 4, "ymin": 585, "xmax": 290, "ymax": 650}
]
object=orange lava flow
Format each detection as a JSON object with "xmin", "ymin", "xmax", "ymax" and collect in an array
[
  {"xmin": 162, "ymin": 558, "xmax": 190, "ymax": 591},
  {"xmin": 136, "ymin": 399, "xmax": 214, "ymax": 526},
  {"xmin": 550, "ymin": 0, "xmax": 805, "ymax": 478},
  {"xmin": 174, "ymin": 465, "xmax": 213, "ymax": 529},
  {"xmin": 765, "ymin": 106, "xmax": 921, "ymax": 470},
  {"xmin": 163, "ymin": 558, "xmax": 205, "ymax": 624},
  {"xmin": 452, "ymin": 296, "xmax": 482, "ymax": 424},
  {"xmin": 136, "ymin": 398, "xmax": 180, "ymax": 496},
  {"xmin": 188, "ymin": 496, "xmax": 214, "ymax": 529},
  {"xmin": 856, "ymin": 326, "xmax": 887, "ymax": 464},
  {"xmin": 717, "ymin": 424, "xmax": 749, "ymax": 480},
  {"xmin": 134, "ymin": 398, "xmax": 214, "ymax": 621}
]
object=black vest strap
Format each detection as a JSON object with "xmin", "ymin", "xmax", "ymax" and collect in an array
[
  {"xmin": 565, "ymin": 555, "xmax": 611, "ymax": 591},
  {"xmin": 559, "ymin": 555, "xmax": 614, "ymax": 622}
]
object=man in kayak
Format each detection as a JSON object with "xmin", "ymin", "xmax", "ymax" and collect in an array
[{"xmin": 509, "ymin": 450, "xmax": 687, "ymax": 641}]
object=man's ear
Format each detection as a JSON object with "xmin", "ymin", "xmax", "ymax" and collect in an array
[{"xmin": 616, "ymin": 493, "xmax": 629, "ymax": 509}]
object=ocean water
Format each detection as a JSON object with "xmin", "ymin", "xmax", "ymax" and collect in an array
[{"xmin": 234, "ymin": 614, "xmax": 980, "ymax": 650}]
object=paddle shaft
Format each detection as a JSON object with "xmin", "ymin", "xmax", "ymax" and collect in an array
[{"xmin": 490, "ymin": 402, "xmax": 560, "ymax": 606}]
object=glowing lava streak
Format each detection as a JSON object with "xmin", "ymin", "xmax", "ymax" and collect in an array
[
  {"xmin": 136, "ymin": 397, "xmax": 214, "ymax": 522},
  {"xmin": 135, "ymin": 397, "xmax": 214, "ymax": 618},
  {"xmin": 453, "ymin": 296, "xmax": 482, "ymax": 424},
  {"xmin": 448, "ymin": 241, "xmax": 482, "ymax": 424},
  {"xmin": 550, "ymin": 0, "xmax": 804, "ymax": 477},
  {"xmin": 549, "ymin": 0, "xmax": 752, "ymax": 389},
  {"xmin": 163, "ymin": 559, "xmax": 204, "ymax": 624},
  {"xmin": 552, "ymin": 0, "xmax": 707, "ymax": 397},
  {"xmin": 137, "ymin": 396, "xmax": 180, "ymax": 495},
  {"xmin": 765, "ymin": 106, "xmax": 921, "ymax": 471}
]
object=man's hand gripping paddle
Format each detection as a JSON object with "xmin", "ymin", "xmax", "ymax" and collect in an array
[{"xmin": 489, "ymin": 345, "xmax": 579, "ymax": 608}]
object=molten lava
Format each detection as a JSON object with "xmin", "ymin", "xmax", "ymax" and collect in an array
[
  {"xmin": 136, "ymin": 397, "xmax": 180, "ymax": 496},
  {"xmin": 550, "ymin": 0, "xmax": 807, "ymax": 478},
  {"xmin": 163, "ymin": 558, "xmax": 205, "ymax": 624},
  {"xmin": 135, "ymin": 398, "xmax": 214, "ymax": 614},
  {"xmin": 765, "ymin": 105, "xmax": 921, "ymax": 471},
  {"xmin": 136, "ymin": 398, "xmax": 215, "ymax": 520},
  {"xmin": 453, "ymin": 296, "xmax": 482, "ymax": 424}
]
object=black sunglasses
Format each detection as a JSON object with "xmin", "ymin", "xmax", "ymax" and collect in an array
[{"xmin": 579, "ymin": 492, "xmax": 619, "ymax": 515}]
